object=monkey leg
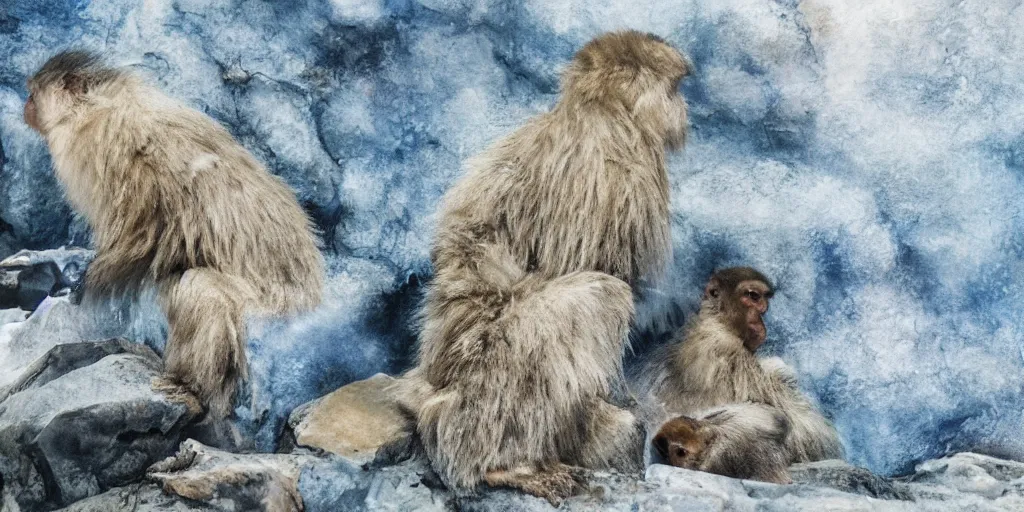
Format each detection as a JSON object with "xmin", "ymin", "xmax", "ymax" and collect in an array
[
  {"xmin": 484, "ymin": 464, "xmax": 587, "ymax": 507},
  {"xmin": 160, "ymin": 269, "xmax": 257, "ymax": 417},
  {"xmin": 784, "ymin": 406, "xmax": 844, "ymax": 463},
  {"xmin": 571, "ymin": 399, "xmax": 646, "ymax": 474},
  {"xmin": 415, "ymin": 269, "xmax": 635, "ymax": 495}
]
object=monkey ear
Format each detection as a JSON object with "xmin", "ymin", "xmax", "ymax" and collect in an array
[
  {"xmin": 63, "ymin": 74, "xmax": 88, "ymax": 95},
  {"xmin": 652, "ymin": 434, "xmax": 669, "ymax": 458},
  {"xmin": 703, "ymin": 279, "xmax": 720, "ymax": 300}
]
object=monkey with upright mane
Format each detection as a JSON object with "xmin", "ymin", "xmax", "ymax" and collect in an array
[
  {"xmin": 394, "ymin": 30, "xmax": 691, "ymax": 504},
  {"xmin": 24, "ymin": 51, "xmax": 325, "ymax": 416}
]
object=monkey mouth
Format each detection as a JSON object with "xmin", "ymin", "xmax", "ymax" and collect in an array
[{"xmin": 746, "ymin": 322, "xmax": 767, "ymax": 350}]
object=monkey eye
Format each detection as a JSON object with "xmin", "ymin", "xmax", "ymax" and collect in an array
[
  {"xmin": 746, "ymin": 291, "xmax": 761, "ymax": 301},
  {"xmin": 675, "ymin": 447, "xmax": 687, "ymax": 458}
]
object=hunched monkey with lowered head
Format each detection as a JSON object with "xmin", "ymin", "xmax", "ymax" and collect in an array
[
  {"xmin": 393, "ymin": 31, "xmax": 691, "ymax": 505},
  {"xmin": 652, "ymin": 402, "xmax": 792, "ymax": 483},
  {"xmin": 633, "ymin": 267, "xmax": 842, "ymax": 463},
  {"xmin": 24, "ymin": 51, "xmax": 324, "ymax": 416}
]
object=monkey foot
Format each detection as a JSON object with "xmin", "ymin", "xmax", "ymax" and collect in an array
[
  {"xmin": 152, "ymin": 374, "xmax": 204, "ymax": 417},
  {"xmin": 485, "ymin": 463, "xmax": 588, "ymax": 507}
]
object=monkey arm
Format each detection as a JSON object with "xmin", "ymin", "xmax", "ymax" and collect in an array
[
  {"xmin": 85, "ymin": 160, "xmax": 165, "ymax": 295},
  {"xmin": 754, "ymin": 356, "xmax": 843, "ymax": 462}
]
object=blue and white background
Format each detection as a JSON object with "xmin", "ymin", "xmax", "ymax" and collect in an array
[{"xmin": 1, "ymin": 0, "xmax": 1022, "ymax": 477}]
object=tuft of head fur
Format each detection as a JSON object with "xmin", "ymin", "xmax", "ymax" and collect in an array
[
  {"xmin": 706, "ymin": 267, "xmax": 774, "ymax": 298},
  {"xmin": 28, "ymin": 50, "xmax": 123, "ymax": 93},
  {"xmin": 561, "ymin": 30, "xmax": 690, "ymax": 149}
]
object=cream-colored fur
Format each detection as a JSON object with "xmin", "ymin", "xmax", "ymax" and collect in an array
[
  {"xmin": 393, "ymin": 31, "xmax": 690, "ymax": 503},
  {"xmin": 27, "ymin": 51, "xmax": 324, "ymax": 416},
  {"xmin": 654, "ymin": 402, "xmax": 791, "ymax": 483},
  {"xmin": 638, "ymin": 312, "xmax": 843, "ymax": 463}
]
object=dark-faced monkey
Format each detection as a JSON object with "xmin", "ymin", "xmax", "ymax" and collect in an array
[
  {"xmin": 393, "ymin": 31, "xmax": 690, "ymax": 505},
  {"xmin": 24, "ymin": 51, "xmax": 324, "ymax": 417},
  {"xmin": 652, "ymin": 402, "xmax": 792, "ymax": 483},
  {"xmin": 633, "ymin": 267, "xmax": 842, "ymax": 463}
]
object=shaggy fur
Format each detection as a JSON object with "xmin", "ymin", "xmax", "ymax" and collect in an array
[
  {"xmin": 394, "ymin": 31, "xmax": 690, "ymax": 504},
  {"xmin": 632, "ymin": 268, "xmax": 843, "ymax": 463},
  {"xmin": 652, "ymin": 403, "xmax": 792, "ymax": 483},
  {"xmin": 26, "ymin": 50, "xmax": 324, "ymax": 416}
]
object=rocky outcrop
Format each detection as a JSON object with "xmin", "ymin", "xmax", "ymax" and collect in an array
[{"xmin": 0, "ymin": 340, "xmax": 199, "ymax": 511}]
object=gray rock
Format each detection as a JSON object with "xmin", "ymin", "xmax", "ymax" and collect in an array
[
  {"xmin": 0, "ymin": 248, "xmax": 94, "ymax": 311},
  {"xmin": 0, "ymin": 339, "xmax": 156, "ymax": 403},
  {"xmin": 0, "ymin": 295, "xmax": 166, "ymax": 395},
  {"xmin": 147, "ymin": 439, "xmax": 323, "ymax": 512},
  {"xmin": 55, "ymin": 484, "xmax": 212, "ymax": 512},
  {"xmin": 789, "ymin": 459, "xmax": 912, "ymax": 500},
  {"xmin": 48, "ymin": 449, "xmax": 1024, "ymax": 512},
  {"xmin": 0, "ymin": 342, "xmax": 198, "ymax": 511},
  {"xmin": 901, "ymin": 452, "xmax": 1024, "ymax": 510}
]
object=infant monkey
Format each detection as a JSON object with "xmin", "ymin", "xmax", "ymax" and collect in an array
[{"xmin": 652, "ymin": 403, "xmax": 791, "ymax": 483}]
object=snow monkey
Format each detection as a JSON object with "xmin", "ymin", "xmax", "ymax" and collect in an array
[
  {"xmin": 652, "ymin": 403, "xmax": 792, "ymax": 483},
  {"xmin": 393, "ymin": 31, "xmax": 690, "ymax": 505},
  {"xmin": 633, "ymin": 267, "xmax": 842, "ymax": 463},
  {"xmin": 23, "ymin": 51, "xmax": 324, "ymax": 416}
]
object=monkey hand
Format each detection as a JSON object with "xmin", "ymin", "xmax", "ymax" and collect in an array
[
  {"xmin": 485, "ymin": 464, "xmax": 588, "ymax": 507},
  {"xmin": 759, "ymin": 357, "xmax": 796, "ymax": 381}
]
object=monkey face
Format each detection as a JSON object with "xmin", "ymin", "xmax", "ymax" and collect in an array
[
  {"xmin": 633, "ymin": 77, "xmax": 689, "ymax": 150},
  {"xmin": 23, "ymin": 82, "xmax": 78, "ymax": 137},
  {"xmin": 735, "ymin": 279, "xmax": 772, "ymax": 352},
  {"xmin": 703, "ymin": 268, "xmax": 774, "ymax": 352},
  {"xmin": 653, "ymin": 416, "xmax": 708, "ymax": 469},
  {"xmin": 661, "ymin": 85, "xmax": 689, "ymax": 150},
  {"xmin": 25, "ymin": 50, "xmax": 121, "ymax": 137}
]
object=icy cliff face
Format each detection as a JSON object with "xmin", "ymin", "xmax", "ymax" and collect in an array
[{"xmin": 1, "ymin": 0, "xmax": 1022, "ymax": 475}]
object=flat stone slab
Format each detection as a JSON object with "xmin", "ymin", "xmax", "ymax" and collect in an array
[
  {"xmin": 0, "ymin": 307, "xmax": 28, "ymax": 326},
  {"xmin": 789, "ymin": 458, "xmax": 912, "ymax": 500},
  {"xmin": 288, "ymin": 373, "xmax": 409, "ymax": 465}
]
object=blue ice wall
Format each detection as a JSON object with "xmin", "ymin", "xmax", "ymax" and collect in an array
[{"xmin": 1, "ymin": 1, "xmax": 1023, "ymax": 476}]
